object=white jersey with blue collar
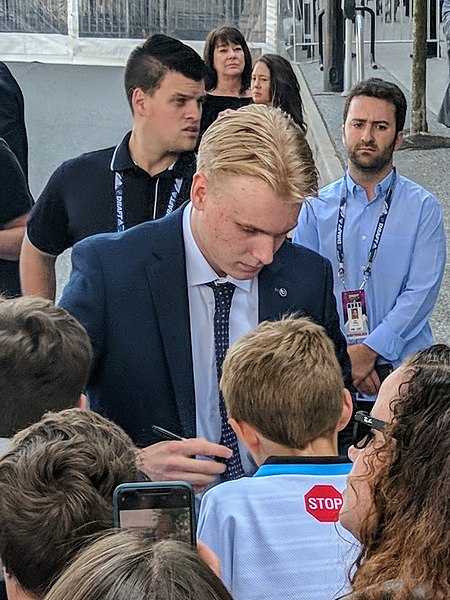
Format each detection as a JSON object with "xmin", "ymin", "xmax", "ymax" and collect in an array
[{"xmin": 197, "ymin": 456, "xmax": 359, "ymax": 600}]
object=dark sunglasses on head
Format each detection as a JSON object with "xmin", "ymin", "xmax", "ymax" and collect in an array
[{"xmin": 352, "ymin": 411, "xmax": 387, "ymax": 449}]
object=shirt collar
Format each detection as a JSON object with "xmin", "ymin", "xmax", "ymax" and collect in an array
[
  {"xmin": 253, "ymin": 455, "xmax": 351, "ymax": 477},
  {"xmin": 345, "ymin": 168, "xmax": 395, "ymax": 200},
  {"xmin": 182, "ymin": 204, "xmax": 253, "ymax": 293},
  {"xmin": 110, "ymin": 132, "xmax": 196, "ymax": 179},
  {"xmin": 110, "ymin": 132, "xmax": 134, "ymax": 172}
]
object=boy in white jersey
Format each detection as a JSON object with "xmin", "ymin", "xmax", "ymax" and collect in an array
[{"xmin": 197, "ymin": 317, "xmax": 357, "ymax": 600}]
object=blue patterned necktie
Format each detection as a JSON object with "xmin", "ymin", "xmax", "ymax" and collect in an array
[{"xmin": 206, "ymin": 281, "xmax": 245, "ymax": 480}]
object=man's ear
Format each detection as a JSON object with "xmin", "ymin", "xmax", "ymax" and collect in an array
[
  {"xmin": 76, "ymin": 393, "xmax": 88, "ymax": 410},
  {"xmin": 394, "ymin": 130, "xmax": 404, "ymax": 151},
  {"xmin": 229, "ymin": 418, "xmax": 261, "ymax": 454},
  {"xmin": 337, "ymin": 389, "xmax": 354, "ymax": 432},
  {"xmin": 131, "ymin": 87, "xmax": 148, "ymax": 117},
  {"xmin": 190, "ymin": 172, "xmax": 209, "ymax": 210}
]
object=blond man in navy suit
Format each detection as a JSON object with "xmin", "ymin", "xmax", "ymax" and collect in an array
[{"xmin": 60, "ymin": 105, "xmax": 350, "ymax": 491}]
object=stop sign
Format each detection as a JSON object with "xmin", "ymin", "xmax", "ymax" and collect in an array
[{"xmin": 304, "ymin": 485, "xmax": 343, "ymax": 523}]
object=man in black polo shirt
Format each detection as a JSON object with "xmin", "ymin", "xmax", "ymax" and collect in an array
[
  {"xmin": 0, "ymin": 62, "xmax": 29, "ymax": 182},
  {"xmin": 0, "ymin": 139, "xmax": 32, "ymax": 297},
  {"xmin": 20, "ymin": 34, "xmax": 206, "ymax": 300}
]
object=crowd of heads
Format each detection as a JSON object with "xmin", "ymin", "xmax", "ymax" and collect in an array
[
  {"xmin": 125, "ymin": 28, "xmax": 309, "ymax": 140},
  {"xmin": 2, "ymin": 311, "xmax": 448, "ymax": 599}
]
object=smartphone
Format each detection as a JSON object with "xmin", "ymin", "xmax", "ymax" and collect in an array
[{"xmin": 113, "ymin": 481, "xmax": 196, "ymax": 546}]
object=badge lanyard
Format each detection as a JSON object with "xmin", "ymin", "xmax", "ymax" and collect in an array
[
  {"xmin": 336, "ymin": 168, "xmax": 397, "ymax": 290},
  {"xmin": 114, "ymin": 172, "xmax": 183, "ymax": 233}
]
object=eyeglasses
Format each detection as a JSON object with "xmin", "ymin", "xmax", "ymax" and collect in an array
[{"xmin": 352, "ymin": 411, "xmax": 387, "ymax": 449}]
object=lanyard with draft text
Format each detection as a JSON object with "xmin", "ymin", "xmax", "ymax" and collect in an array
[
  {"xmin": 114, "ymin": 172, "xmax": 183, "ymax": 233},
  {"xmin": 337, "ymin": 169, "xmax": 397, "ymax": 340}
]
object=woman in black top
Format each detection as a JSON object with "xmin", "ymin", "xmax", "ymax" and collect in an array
[{"xmin": 199, "ymin": 26, "xmax": 252, "ymax": 138}]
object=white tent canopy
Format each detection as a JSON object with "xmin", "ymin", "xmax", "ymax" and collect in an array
[{"xmin": 0, "ymin": 0, "xmax": 279, "ymax": 65}]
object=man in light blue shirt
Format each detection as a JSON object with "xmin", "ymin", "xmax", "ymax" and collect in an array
[{"xmin": 294, "ymin": 78, "xmax": 445, "ymax": 400}]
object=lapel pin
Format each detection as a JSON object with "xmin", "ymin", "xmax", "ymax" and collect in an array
[{"xmin": 276, "ymin": 287, "xmax": 288, "ymax": 298}]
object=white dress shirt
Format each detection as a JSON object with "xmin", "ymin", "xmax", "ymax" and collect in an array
[{"xmin": 182, "ymin": 204, "xmax": 258, "ymax": 476}]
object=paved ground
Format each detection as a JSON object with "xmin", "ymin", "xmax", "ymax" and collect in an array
[{"xmin": 295, "ymin": 39, "xmax": 450, "ymax": 344}]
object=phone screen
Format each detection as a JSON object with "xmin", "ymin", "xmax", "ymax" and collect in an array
[{"xmin": 115, "ymin": 484, "xmax": 195, "ymax": 545}]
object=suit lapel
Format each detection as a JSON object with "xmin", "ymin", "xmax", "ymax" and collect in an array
[
  {"xmin": 143, "ymin": 209, "xmax": 196, "ymax": 438},
  {"xmin": 258, "ymin": 242, "xmax": 300, "ymax": 322}
]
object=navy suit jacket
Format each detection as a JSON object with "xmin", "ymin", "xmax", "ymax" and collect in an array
[{"xmin": 60, "ymin": 206, "xmax": 350, "ymax": 446}]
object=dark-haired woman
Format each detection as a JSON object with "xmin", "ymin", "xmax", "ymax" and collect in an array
[
  {"xmin": 199, "ymin": 26, "xmax": 252, "ymax": 138},
  {"xmin": 251, "ymin": 54, "xmax": 307, "ymax": 134}
]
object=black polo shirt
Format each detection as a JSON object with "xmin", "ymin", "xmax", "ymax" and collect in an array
[
  {"xmin": 0, "ymin": 62, "xmax": 28, "ymax": 180},
  {"xmin": 27, "ymin": 132, "xmax": 196, "ymax": 256},
  {"xmin": 0, "ymin": 138, "xmax": 33, "ymax": 296}
]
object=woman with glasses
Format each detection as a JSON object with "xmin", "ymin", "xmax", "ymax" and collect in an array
[{"xmin": 338, "ymin": 344, "xmax": 450, "ymax": 599}]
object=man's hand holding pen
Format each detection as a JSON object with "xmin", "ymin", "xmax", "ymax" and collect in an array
[{"xmin": 135, "ymin": 426, "xmax": 232, "ymax": 493}]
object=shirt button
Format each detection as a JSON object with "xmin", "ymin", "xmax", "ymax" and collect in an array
[
  {"xmin": 361, "ymin": 266, "xmax": 365, "ymax": 271},
  {"xmin": 361, "ymin": 235, "xmax": 367, "ymax": 240}
]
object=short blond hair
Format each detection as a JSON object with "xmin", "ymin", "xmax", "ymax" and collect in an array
[
  {"xmin": 221, "ymin": 317, "xmax": 344, "ymax": 449},
  {"xmin": 197, "ymin": 104, "xmax": 318, "ymax": 204}
]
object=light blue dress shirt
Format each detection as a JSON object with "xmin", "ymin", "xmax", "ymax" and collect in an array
[
  {"xmin": 293, "ymin": 170, "xmax": 446, "ymax": 368},
  {"xmin": 182, "ymin": 204, "xmax": 258, "ymax": 477},
  {"xmin": 198, "ymin": 458, "xmax": 358, "ymax": 600}
]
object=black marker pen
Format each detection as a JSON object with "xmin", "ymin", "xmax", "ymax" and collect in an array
[
  {"xmin": 151, "ymin": 425, "xmax": 228, "ymax": 464},
  {"xmin": 152, "ymin": 425, "xmax": 186, "ymax": 441}
]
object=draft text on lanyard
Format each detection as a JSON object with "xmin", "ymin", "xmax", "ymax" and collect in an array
[
  {"xmin": 336, "ymin": 168, "xmax": 397, "ymax": 290},
  {"xmin": 114, "ymin": 172, "xmax": 183, "ymax": 232}
]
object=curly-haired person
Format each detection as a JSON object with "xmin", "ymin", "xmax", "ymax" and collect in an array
[{"xmin": 339, "ymin": 344, "xmax": 450, "ymax": 600}]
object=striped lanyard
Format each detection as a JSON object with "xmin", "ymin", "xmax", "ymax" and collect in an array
[
  {"xmin": 336, "ymin": 168, "xmax": 397, "ymax": 290},
  {"xmin": 114, "ymin": 171, "xmax": 183, "ymax": 232}
]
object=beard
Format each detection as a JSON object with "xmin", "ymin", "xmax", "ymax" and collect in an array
[{"xmin": 348, "ymin": 139, "xmax": 396, "ymax": 174}]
